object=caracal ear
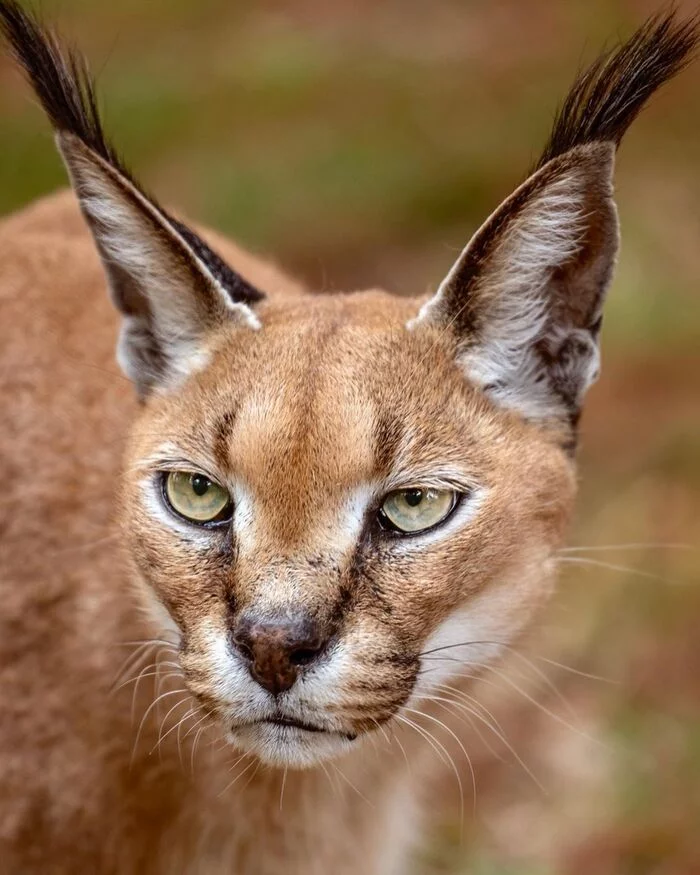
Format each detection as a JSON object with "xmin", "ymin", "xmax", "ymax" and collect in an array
[
  {"xmin": 412, "ymin": 12, "xmax": 698, "ymax": 439},
  {"xmin": 415, "ymin": 143, "xmax": 618, "ymax": 427},
  {"xmin": 0, "ymin": 1, "xmax": 264, "ymax": 396}
]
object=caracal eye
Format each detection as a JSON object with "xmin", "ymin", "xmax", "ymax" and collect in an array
[
  {"xmin": 163, "ymin": 471, "xmax": 232, "ymax": 524},
  {"xmin": 379, "ymin": 488, "xmax": 457, "ymax": 534}
]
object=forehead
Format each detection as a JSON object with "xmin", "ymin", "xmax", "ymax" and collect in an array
[
  {"xmin": 142, "ymin": 291, "xmax": 505, "ymax": 527},
  {"xmin": 200, "ymin": 292, "xmax": 483, "ymax": 469}
]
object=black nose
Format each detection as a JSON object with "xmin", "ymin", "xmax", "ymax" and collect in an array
[{"xmin": 231, "ymin": 614, "xmax": 328, "ymax": 695}]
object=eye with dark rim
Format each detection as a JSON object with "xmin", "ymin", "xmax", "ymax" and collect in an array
[
  {"xmin": 377, "ymin": 488, "xmax": 462, "ymax": 536},
  {"xmin": 160, "ymin": 470, "xmax": 233, "ymax": 527}
]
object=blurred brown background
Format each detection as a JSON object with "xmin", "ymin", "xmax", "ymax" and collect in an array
[{"xmin": 1, "ymin": 1, "xmax": 698, "ymax": 872}]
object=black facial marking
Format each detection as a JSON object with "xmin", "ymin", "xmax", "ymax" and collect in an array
[
  {"xmin": 373, "ymin": 413, "xmax": 405, "ymax": 475},
  {"xmin": 213, "ymin": 409, "xmax": 237, "ymax": 469}
]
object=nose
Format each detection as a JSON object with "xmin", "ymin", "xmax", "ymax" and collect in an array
[{"xmin": 231, "ymin": 613, "xmax": 328, "ymax": 695}]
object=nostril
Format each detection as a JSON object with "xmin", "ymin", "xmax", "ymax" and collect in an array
[
  {"xmin": 231, "ymin": 630, "xmax": 255, "ymax": 663},
  {"xmin": 231, "ymin": 613, "xmax": 329, "ymax": 694},
  {"xmin": 289, "ymin": 645, "xmax": 322, "ymax": 667}
]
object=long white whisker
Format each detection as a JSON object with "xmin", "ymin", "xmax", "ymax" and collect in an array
[
  {"xmin": 425, "ymin": 694, "xmax": 506, "ymax": 764},
  {"xmin": 219, "ymin": 757, "xmax": 257, "ymax": 797},
  {"xmin": 151, "ymin": 701, "xmax": 196, "ymax": 756},
  {"xmin": 115, "ymin": 667, "xmax": 181, "ymax": 693},
  {"xmin": 405, "ymin": 706, "xmax": 474, "ymax": 820},
  {"xmin": 557, "ymin": 556, "xmax": 681, "ymax": 585},
  {"xmin": 279, "ymin": 767, "xmax": 288, "ymax": 812},
  {"xmin": 319, "ymin": 761, "xmax": 340, "ymax": 802},
  {"xmin": 190, "ymin": 723, "xmax": 208, "ymax": 776},
  {"xmin": 534, "ymin": 655, "xmax": 618, "ymax": 684},
  {"xmin": 395, "ymin": 713, "xmax": 464, "ymax": 841},
  {"xmin": 430, "ymin": 682, "xmax": 509, "ymax": 739},
  {"xmin": 428, "ymin": 684, "xmax": 546, "ymax": 792},
  {"xmin": 560, "ymin": 543, "xmax": 693, "ymax": 553},
  {"xmin": 481, "ymin": 663, "xmax": 610, "ymax": 751},
  {"xmin": 131, "ymin": 689, "xmax": 189, "ymax": 767},
  {"xmin": 112, "ymin": 641, "xmax": 158, "ymax": 689},
  {"xmin": 331, "ymin": 763, "xmax": 374, "ymax": 808}
]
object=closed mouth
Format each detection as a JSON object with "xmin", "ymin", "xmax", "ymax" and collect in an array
[
  {"xmin": 262, "ymin": 716, "xmax": 325, "ymax": 733},
  {"xmin": 233, "ymin": 716, "xmax": 358, "ymax": 741}
]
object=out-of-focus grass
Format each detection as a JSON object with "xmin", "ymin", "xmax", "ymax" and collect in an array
[{"xmin": 1, "ymin": 1, "xmax": 698, "ymax": 872}]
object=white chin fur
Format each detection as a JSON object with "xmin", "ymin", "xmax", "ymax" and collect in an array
[{"xmin": 228, "ymin": 723, "xmax": 358, "ymax": 769}]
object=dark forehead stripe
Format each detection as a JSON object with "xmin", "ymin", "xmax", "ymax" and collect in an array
[
  {"xmin": 212, "ymin": 409, "xmax": 237, "ymax": 468},
  {"xmin": 373, "ymin": 412, "xmax": 406, "ymax": 475}
]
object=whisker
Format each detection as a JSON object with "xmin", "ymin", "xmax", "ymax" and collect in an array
[
  {"xmin": 42, "ymin": 533, "xmax": 121, "ymax": 557},
  {"xmin": 331, "ymin": 763, "xmax": 374, "ymax": 808},
  {"xmin": 395, "ymin": 713, "xmax": 464, "ymax": 841},
  {"xmin": 404, "ymin": 705, "xmax": 475, "ymax": 820},
  {"xmin": 151, "ymin": 701, "xmax": 196, "ymax": 757},
  {"xmin": 429, "ymin": 695, "xmax": 506, "ymax": 765},
  {"xmin": 428, "ymin": 683, "xmax": 508, "ymax": 742},
  {"xmin": 480, "ymin": 663, "xmax": 610, "ymax": 752},
  {"xmin": 534, "ymin": 655, "xmax": 618, "ymax": 684},
  {"xmin": 389, "ymin": 724, "xmax": 412, "ymax": 778},
  {"xmin": 557, "ymin": 556, "xmax": 682, "ymax": 585},
  {"xmin": 219, "ymin": 757, "xmax": 257, "ymax": 797},
  {"xmin": 318, "ymin": 761, "xmax": 340, "ymax": 802},
  {"xmin": 131, "ymin": 689, "xmax": 189, "ymax": 767},
  {"xmin": 112, "ymin": 641, "xmax": 158, "ymax": 689},
  {"xmin": 190, "ymin": 723, "xmax": 208, "ymax": 776},
  {"xmin": 424, "ymin": 689, "xmax": 545, "ymax": 792},
  {"xmin": 279, "ymin": 767, "xmax": 288, "ymax": 812},
  {"xmin": 114, "ymin": 639, "xmax": 179, "ymax": 649},
  {"xmin": 560, "ymin": 542, "xmax": 694, "ymax": 553},
  {"xmin": 130, "ymin": 661, "xmax": 164, "ymax": 726},
  {"xmin": 114, "ymin": 666, "xmax": 181, "ymax": 693}
]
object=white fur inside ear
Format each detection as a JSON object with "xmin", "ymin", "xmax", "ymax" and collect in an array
[
  {"xmin": 408, "ymin": 153, "xmax": 619, "ymax": 423},
  {"xmin": 421, "ymin": 173, "xmax": 586, "ymax": 420},
  {"xmin": 59, "ymin": 134, "xmax": 260, "ymax": 391},
  {"xmin": 79, "ymin": 185, "xmax": 260, "ymax": 331},
  {"xmin": 459, "ymin": 178, "xmax": 586, "ymax": 419}
]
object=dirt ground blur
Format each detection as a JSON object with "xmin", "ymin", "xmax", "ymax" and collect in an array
[{"xmin": 1, "ymin": 2, "xmax": 698, "ymax": 872}]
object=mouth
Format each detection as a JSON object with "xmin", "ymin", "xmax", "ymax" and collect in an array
[
  {"xmin": 261, "ymin": 716, "xmax": 326, "ymax": 734},
  {"xmin": 228, "ymin": 714, "xmax": 360, "ymax": 767}
]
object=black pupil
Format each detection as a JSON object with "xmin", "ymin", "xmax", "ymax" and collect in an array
[
  {"xmin": 191, "ymin": 474, "xmax": 211, "ymax": 497},
  {"xmin": 404, "ymin": 489, "xmax": 423, "ymax": 507}
]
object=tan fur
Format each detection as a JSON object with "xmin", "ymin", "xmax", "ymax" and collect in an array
[
  {"xmin": 2, "ymin": 5, "xmax": 697, "ymax": 868},
  {"xmin": 0, "ymin": 189, "xmax": 574, "ymax": 873}
]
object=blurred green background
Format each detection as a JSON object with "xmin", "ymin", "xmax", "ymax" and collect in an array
[{"xmin": 1, "ymin": 1, "xmax": 698, "ymax": 872}]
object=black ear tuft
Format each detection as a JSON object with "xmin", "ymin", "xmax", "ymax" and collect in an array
[
  {"xmin": 0, "ymin": 0, "xmax": 126, "ymax": 175},
  {"xmin": 537, "ymin": 10, "xmax": 699, "ymax": 169},
  {"xmin": 0, "ymin": 0, "xmax": 264, "ymax": 308}
]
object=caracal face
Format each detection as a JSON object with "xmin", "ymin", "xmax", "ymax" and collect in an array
[
  {"xmin": 2, "ymin": 3, "xmax": 694, "ymax": 769},
  {"xmin": 123, "ymin": 291, "xmax": 573, "ymax": 766}
]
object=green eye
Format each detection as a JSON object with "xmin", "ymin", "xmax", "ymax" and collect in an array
[
  {"xmin": 379, "ymin": 488, "xmax": 457, "ymax": 534},
  {"xmin": 163, "ymin": 471, "xmax": 232, "ymax": 524}
]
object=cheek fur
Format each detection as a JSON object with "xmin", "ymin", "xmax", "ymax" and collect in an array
[{"xmin": 411, "ymin": 552, "xmax": 559, "ymax": 698}]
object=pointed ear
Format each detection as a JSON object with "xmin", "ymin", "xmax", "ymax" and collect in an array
[
  {"xmin": 57, "ymin": 133, "xmax": 263, "ymax": 395},
  {"xmin": 413, "ymin": 11, "xmax": 699, "ymax": 434},
  {"xmin": 413, "ymin": 143, "xmax": 618, "ymax": 426},
  {"xmin": 0, "ymin": 1, "xmax": 264, "ymax": 396}
]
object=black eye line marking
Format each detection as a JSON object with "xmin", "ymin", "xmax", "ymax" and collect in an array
[
  {"xmin": 159, "ymin": 471, "xmax": 234, "ymax": 530},
  {"xmin": 374, "ymin": 489, "xmax": 465, "ymax": 538}
]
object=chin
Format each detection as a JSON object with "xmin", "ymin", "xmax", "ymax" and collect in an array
[{"xmin": 228, "ymin": 723, "xmax": 360, "ymax": 769}]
